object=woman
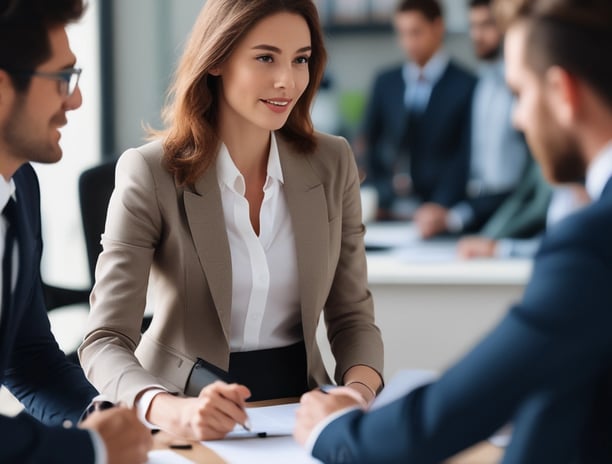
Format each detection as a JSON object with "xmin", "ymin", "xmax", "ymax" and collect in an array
[{"xmin": 79, "ymin": 0, "xmax": 383, "ymax": 441}]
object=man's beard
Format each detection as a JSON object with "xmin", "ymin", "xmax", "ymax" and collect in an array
[
  {"xmin": 2, "ymin": 96, "xmax": 62, "ymax": 164},
  {"xmin": 478, "ymin": 43, "xmax": 502, "ymax": 62}
]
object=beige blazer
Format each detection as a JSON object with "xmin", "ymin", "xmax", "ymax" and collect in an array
[{"xmin": 79, "ymin": 132, "xmax": 384, "ymax": 405}]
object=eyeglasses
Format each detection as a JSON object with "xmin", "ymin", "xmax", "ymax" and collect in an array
[{"xmin": 7, "ymin": 67, "xmax": 82, "ymax": 98}]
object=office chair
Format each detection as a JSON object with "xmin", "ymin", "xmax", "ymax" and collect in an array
[{"xmin": 78, "ymin": 159, "xmax": 117, "ymax": 284}]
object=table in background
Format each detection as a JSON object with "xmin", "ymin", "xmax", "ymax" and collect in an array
[{"xmin": 318, "ymin": 221, "xmax": 533, "ymax": 378}]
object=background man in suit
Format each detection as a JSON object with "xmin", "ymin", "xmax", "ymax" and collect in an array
[
  {"xmin": 0, "ymin": 0, "xmax": 151, "ymax": 462},
  {"xmin": 358, "ymin": 0, "xmax": 475, "ymax": 220},
  {"xmin": 295, "ymin": 0, "xmax": 612, "ymax": 462},
  {"xmin": 414, "ymin": 0, "xmax": 530, "ymax": 238}
]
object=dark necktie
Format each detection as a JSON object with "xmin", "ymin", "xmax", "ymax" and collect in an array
[{"xmin": 2, "ymin": 197, "xmax": 17, "ymax": 315}]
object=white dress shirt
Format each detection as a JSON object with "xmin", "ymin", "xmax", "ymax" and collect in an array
[
  {"xmin": 0, "ymin": 176, "xmax": 17, "ymax": 321},
  {"xmin": 218, "ymin": 132, "xmax": 301, "ymax": 351},
  {"xmin": 402, "ymin": 50, "xmax": 449, "ymax": 112},
  {"xmin": 586, "ymin": 141, "xmax": 612, "ymax": 201},
  {"xmin": 469, "ymin": 59, "xmax": 527, "ymax": 194}
]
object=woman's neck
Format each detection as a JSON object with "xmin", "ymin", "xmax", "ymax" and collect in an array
[{"xmin": 221, "ymin": 127, "xmax": 271, "ymax": 178}]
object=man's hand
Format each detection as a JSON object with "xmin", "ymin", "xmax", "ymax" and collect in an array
[
  {"xmin": 414, "ymin": 203, "xmax": 449, "ymax": 238},
  {"xmin": 80, "ymin": 407, "xmax": 152, "ymax": 464},
  {"xmin": 294, "ymin": 387, "xmax": 365, "ymax": 446}
]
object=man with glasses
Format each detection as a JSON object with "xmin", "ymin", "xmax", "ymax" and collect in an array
[{"xmin": 0, "ymin": 0, "xmax": 151, "ymax": 462}]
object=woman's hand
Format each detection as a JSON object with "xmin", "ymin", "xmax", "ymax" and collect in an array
[{"xmin": 148, "ymin": 381, "xmax": 251, "ymax": 440}]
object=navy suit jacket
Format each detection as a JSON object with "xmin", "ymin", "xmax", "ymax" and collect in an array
[
  {"xmin": 361, "ymin": 61, "xmax": 476, "ymax": 210},
  {"xmin": 1, "ymin": 164, "xmax": 98, "ymax": 463},
  {"xmin": 313, "ymin": 177, "xmax": 612, "ymax": 463}
]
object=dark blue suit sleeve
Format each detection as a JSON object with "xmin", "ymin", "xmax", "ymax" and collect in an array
[
  {"xmin": 0, "ymin": 412, "xmax": 95, "ymax": 463},
  {"xmin": 3, "ymin": 165, "xmax": 97, "ymax": 426},
  {"xmin": 4, "ymin": 278, "xmax": 98, "ymax": 425},
  {"xmin": 313, "ymin": 209, "xmax": 612, "ymax": 463}
]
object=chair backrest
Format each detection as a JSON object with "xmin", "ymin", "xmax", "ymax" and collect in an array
[{"xmin": 78, "ymin": 160, "xmax": 117, "ymax": 286}]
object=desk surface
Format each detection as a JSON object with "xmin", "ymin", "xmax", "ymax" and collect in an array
[
  {"xmin": 151, "ymin": 399, "xmax": 503, "ymax": 464},
  {"xmin": 365, "ymin": 222, "xmax": 532, "ymax": 285},
  {"xmin": 153, "ymin": 433, "xmax": 503, "ymax": 464}
]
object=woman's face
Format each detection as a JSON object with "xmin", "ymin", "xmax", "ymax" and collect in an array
[{"xmin": 212, "ymin": 12, "xmax": 312, "ymax": 136}]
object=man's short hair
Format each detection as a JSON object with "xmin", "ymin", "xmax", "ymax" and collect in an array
[
  {"xmin": 0, "ymin": 0, "xmax": 85, "ymax": 91},
  {"xmin": 396, "ymin": 0, "xmax": 443, "ymax": 22},
  {"xmin": 494, "ymin": 0, "xmax": 612, "ymax": 107}
]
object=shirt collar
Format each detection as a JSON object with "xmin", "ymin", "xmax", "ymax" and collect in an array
[
  {"xmin": 0, "ymin": 176, "xmax": 16, "ymax": 211},
  {"xmin": 216, "ymin": 132, "xmax": 284, "ymax": 195},
  {"xmin": 586, "ymin": 141, "xmax": 612, "ymax": 201},
  {"xmin": 404, "ymin": 49, "xmax": 449, "ymax": 85}
]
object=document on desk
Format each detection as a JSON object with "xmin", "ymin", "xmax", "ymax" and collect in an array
[
  {"xmin": 205, "ymin": 436, "xmax": 322, "ymax": 464},
  {"xmin": 365, "ymin": 221, "xmax": 420, "ymax": 249},
  {"xmin": 226, "ymin": 403, "xmax": 298, "ymax": 438},
  {"xmin": 202, "ymin": 403, "xmax": 322, "ymax": 463}
]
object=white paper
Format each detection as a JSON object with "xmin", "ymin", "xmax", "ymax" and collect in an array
[
  {"xmin": 391, "ymin": 241, "xmax": 458, "ymax": 263},
  {"xmin": 364, "ymin": 222, "xmax": 420, "ymax": 249},
  {"xmin": 225, "ymin": 403, "xmax": 298, "ymax": 438},
  {"xmin": 147, "ymin": 449, "xmax": 195, "ymax": 464},
  {"xmin": 371, "ymin": 369, "xmax": 438, "ymax": 410},
  {"xmin": 205, "ymin": 436, "xmax": 321, "ymax": 464}
]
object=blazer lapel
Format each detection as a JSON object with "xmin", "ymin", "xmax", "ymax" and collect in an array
[
  {"xmin": 183, "ymin": 166, "xmax": 233, "ymax": 343},
  {"xmin": 277, "ymin": 136, "xmax": 329, "ymax": 345}
]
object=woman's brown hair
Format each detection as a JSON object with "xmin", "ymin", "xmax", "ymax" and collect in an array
[{"xmin": 153, "ymin": 0, "xmax": 327, "ymax": 187}]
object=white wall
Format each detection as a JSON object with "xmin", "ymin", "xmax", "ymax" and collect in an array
[
  {"xmin": 35, "ymin": 0, "xmax": 102, "ymax": 289},
  {"xmin": 110, "ymin": 0, "xmax": 477, "ymax": 151}
]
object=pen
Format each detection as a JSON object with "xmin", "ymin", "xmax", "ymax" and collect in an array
[
  {"xmin": 241, "ymin": 413, "xmax": 252, "ymax": 432},
  {"xmin": 318, "ymin": 384, "xmax": 337, "ymax": 394}
]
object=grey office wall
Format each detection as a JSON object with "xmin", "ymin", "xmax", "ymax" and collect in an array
[{"xmin": 108, "ymin": 0, "xmax": 475, "ymax": 153}]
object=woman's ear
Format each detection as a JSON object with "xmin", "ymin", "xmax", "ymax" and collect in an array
[{"xmin": 208, "ymin": 67, "xmax": 222, "ymax": 77}]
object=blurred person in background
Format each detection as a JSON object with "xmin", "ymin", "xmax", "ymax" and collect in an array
[
  {"xmin": 414, "ymin": 0, "xmax": 530, "ymax": 238},
  {"xmin": 357, "ymin": 0, "xmax": 475, "ymax": 220},
  {"xmin": 459, "ymin": 183, "xmax": 590, "ymax": 258}
]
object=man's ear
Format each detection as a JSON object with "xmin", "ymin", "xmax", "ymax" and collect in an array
[
  {"xmin": 0, "ymin": 70, "xmax": 11, "ymax": 106},
  {"xmin": 545, "ymin": 66, "xmax": 579, "ymax": 128},
  {"xmin": 0, "ymin": 70, "xmax": 16, "ymax": 117}
]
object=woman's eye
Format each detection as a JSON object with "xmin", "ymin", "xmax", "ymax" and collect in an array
[
  {"xmin": 295, "ymin": 56, "xmax": 310, "ymax": 64},
  {"xmin": 257, "ymin": 55, "xmax": 274, "ymax": 63}
]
